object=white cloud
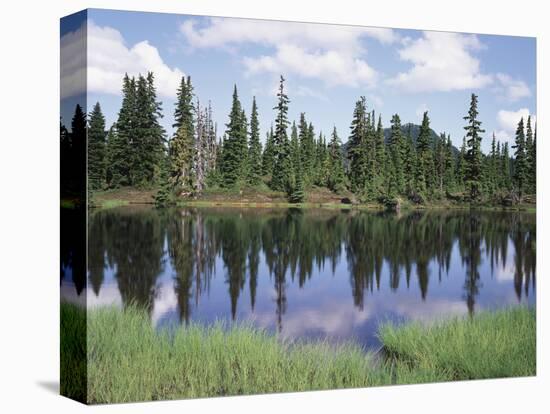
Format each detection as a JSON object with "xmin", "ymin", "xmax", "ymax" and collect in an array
[
  {"xmin": 388, "ymin": 31, "xmax": 493, "ymax": 93},
  {"xmin": 60, "ymin": 21, "xmax": 185, "ymax": 99},
  {"xmin": 180, "ymin": 17, "xmax": 399, "ymax": 88},
  {"xmin": 495, "ymin": 108, "xmax": 536, "ymax": 143},
  {"xmin": 87, "ymin": 21, "xmax": 184, "ymax": 98},
  {"xmin": 493, "ymin": 73, "xmax": 531, "ymax": 102},
  {"xmin": 243, "ymin": 44, "xmax": 378, "ymax": 87}
]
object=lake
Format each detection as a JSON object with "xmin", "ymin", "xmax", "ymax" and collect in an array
[{"xmin": 61, "ymin": 206, "xmax": 536, "ymax": 350}]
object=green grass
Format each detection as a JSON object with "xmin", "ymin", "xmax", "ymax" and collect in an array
[
  {"xmin": 86, "ymin": 305, "xmax": 386, "ymax": 403},
  {"xmin": 379, "ymin": 307, "xmax": 536, "ymax": 381},
  {"xmin": 60, "ymin": 301, "xmax": 87, "ymax": 402},
  {"xmin": 60, "ymin": 303, "xmax": 536, "ymax": 404},
  {"xmin": 96, "ymin": 199, "xmax": 129, "ymax": 209}
]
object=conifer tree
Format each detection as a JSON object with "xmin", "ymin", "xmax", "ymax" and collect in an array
[
  {"xmin": 238, "ymin": 109, "xmax": 249, "ymax": 180},
  {"xmin": 501, "ymin": 142, "xmax": 512, "ymax": 190},
  {"xmin": 456, "ymin": 136, "xmax": 467, "ymax": 189},
  {"xmin": 221, "ymin": 85, "xmax": 247, "ymax": 187},
  {"xmin": 369, "ymin": 114, "xmax": 385, "ymax": 196},
  {"xmin": 463, "ymin": 94, "xmax": 485, "ymax": 202},
  {"xmin": 135, "ymin": 72, "xmax": 165, "ymax": 185},
  {"xmin": 154, "ymin": 156, "xmax": 174, "ymax": 207},
  {"xmin": 375, "ymin": 115, "xmax": 385, "ymax": 172},
  {"xmin": 194, "ymin": 100, "xmax": 210, "ymax": 193},
  {"xmin": 416, "ymin": 111, "xmax": 433, "ymax": 194},
  {"xmin": 290, "ymin": 121, "xmax": 301, "ymax": 175},
  {"xmin": 68, "ymin": 104, "xmax": 87, "ymax": 196},
  {"xmin": 434, "ymin": 133, "xmax": 447, "ymax": 195},
  {"xmin": 204, "ymin": 102, "xmax": 219, "ymax": 186},
  {"xmin": 262, "ymin": 126, "xmax": 275, "ymax": 176},
  {"xmin": 402, "ymin": 124, "xmax": 416, "ymax": 195},
  {"xmin": 113, "ymin": 74, "xmax": 136, "ymax": 187},
  {"xmin": 327, "ymin": 126, "xmax": 345, "ymax": 192},
  {"xmin": 298, "ymin": 113, "xmax": 314, "ymax": 185},
  {"xmin": 170, "ymin": 123, "xmax": 195, "ymax": 194},
  {"xmin": 495, "ymin": 140, "xmax": 502, "ymax": 189},
  {"xmin": 88, "ymin": 102, "xmax": 106, "ymax": 190},
  {"xmin": 389, "ymin": 114, "xmax": 404, "ymax": 194},
  {"xmin": 271, "ymin": 76, "xmax": 291, "ymax": 192},
  {"xmin": 364, "ymin": 110, "xmax": 378, "ymax": 198},
  {"xmin": 512, "ymin": 117, "xmax": 528, "ymax": 199},
  {"xmin": 487, "ymin": 133, "xmax": 498, "ymax": 195},
  {"xmin": 525, "ymin": 116, "xmax": 535, "ymax": 194},
  {"xmin": 173, "ymin": 76, "xmax": 195, "ymax": 136},
  {"xmin": 314, "ymin": 133, "xmax": 329, "ymax": 187},
  {"xmin": 247, "ymin": 97, "xmax": 262, "ymax": 185},
  {"xmin": 347, "ymin": 97, "xmax": 368, "ymax": 192},
  {"xmin": 104, "ymin": 125, "xmax": 117, "ymax": 186},
  {"xmin": 444, "ymin": 135, "xmax": 455, "ymax": 191}
]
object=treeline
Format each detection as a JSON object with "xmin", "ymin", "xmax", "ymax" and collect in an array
[{"xmin": 61, "ymin": 72, "xmax": 536, "ymax": 204}]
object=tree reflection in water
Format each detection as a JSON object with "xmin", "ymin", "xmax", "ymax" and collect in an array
[{"xmin": 79, "ymin": 207, "xmax": 536, "ymax": 333}]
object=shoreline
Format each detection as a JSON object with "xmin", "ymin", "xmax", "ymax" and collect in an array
[
  {"xmin": 80, "ymin": 188, "xmax": 537, "ymax": 212},
  {"xmin": 86, "ymin": 198, "xmax": 536, "ymax": 213}
]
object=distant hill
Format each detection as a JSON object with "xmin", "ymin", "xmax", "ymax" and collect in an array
[{"xmin": 342, "ymin": 123, "xmax": 459, "ymax": 158}]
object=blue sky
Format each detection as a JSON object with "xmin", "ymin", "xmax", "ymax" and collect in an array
[{"xmin": 61, "ymin": 9, "xmax": 536, "ymax": 152}]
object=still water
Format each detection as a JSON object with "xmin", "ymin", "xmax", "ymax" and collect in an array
[{"xmin": 61, "ymin": 207, "xmax": 536, "ymax": 349}]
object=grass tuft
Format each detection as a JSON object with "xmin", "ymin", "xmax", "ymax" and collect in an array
[{"xmin": 379, "ymin": 307, "xmax": 536, "ymax": 381}]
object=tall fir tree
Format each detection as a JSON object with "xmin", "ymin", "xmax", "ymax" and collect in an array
[
  {"xmin": 463, "ymin": 94, "xmax": 485, "ymax": 202},
  {"xmin": 139, "ymin": 72, "xmax": 165, "ymax": 185},
  {"xmin": 173, "ymin": 76, "xmax": 195, "ymax": 136},
  {"xmin": 88, "ymin": 102, "xmax": 106, "ymax": 190},
  {"xmin": 512, "ymin": 117, "xmax": 528, "ymax": 199},
  {"xmin": 347, "ymin": 97, "xmax": 368, "ymax": 192},
  {"xmin": 169, "ymin": 75, "xmax": 196, "ymax": 193},
  {"xmin": 271, "ymin": 76, "xmax": 291, "ymax": 192},
  {"xmin": 247, "ymin": 97, "xmax": 262, "ymax": 185},
  {"xmin": 222, "ymin": 85, "xmax": 247, "ymax": 187},
  {"xmin": 112, "ymin": 74, "xmax": 136, "ymax": 187},
  {"xmin": 288, "ymin": 122, "xmax": 306, "ymax": 203},
  {"xmin": 415, "ymin": 111, "xmax": 433, "ymax": 194},
  {"xmin": 388, "ymin": 114, "xmax": 404, "ymax": 194}
]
